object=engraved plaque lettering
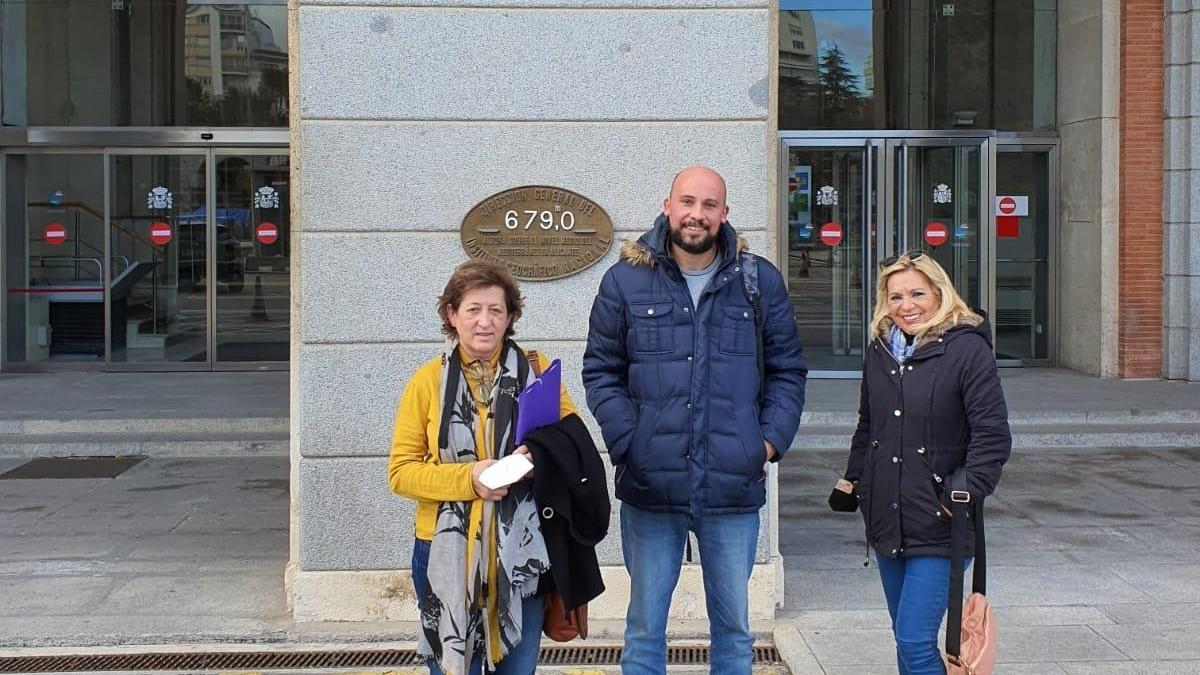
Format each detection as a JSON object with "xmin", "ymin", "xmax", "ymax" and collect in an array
[{"xmin": 461, "ymin": 185, "xmax": 615, "ymax": 281}]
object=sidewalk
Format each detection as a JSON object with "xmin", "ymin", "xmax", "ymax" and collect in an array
[
  {"xmin": 777, "ymin": 446, "xmax": 1200, "ymax": 673},
  {"xmin": 1, "ymin": 367, "xmax": 1197, "ymax": 422},
  {"xmin": 2, "ymin": 368, "xmax": 1200, "ymax": 672},
  {"xmin": 3, "ymin": 449, "xmax": 1200, "ymax": 671}
]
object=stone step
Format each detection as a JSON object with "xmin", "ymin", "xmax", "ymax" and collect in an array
[
  {"xmin": 0, "ymin": 416, "xmax": 288, "ymax": 436},
  {"xmin": 790, "ymin": 423, "xmax": 1200, "ymax": 451},
  {"xmin": 800, "ymin": 408, "xmax": 1200, "ymax": 426},
  {"xmin": 0, "ymin": 431, "xmax": 289, "ymax": 458}
]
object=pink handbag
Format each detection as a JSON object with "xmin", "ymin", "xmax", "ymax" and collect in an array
[
  {"xmin": 945, "ymin": 592, "xmax": 997, "ymax": 674},
  {"xmin": 943, "ymin": 478, "xmax": 997, "ymax": 675}
]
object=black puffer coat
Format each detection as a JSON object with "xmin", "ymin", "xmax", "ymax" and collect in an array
[{"xmin": 843, "ymin": 315, "xmax": 1011, "ymax": 559}]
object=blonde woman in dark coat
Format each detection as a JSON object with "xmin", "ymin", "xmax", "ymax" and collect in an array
[{"xmin": 834, "ymin": 252, "xmax": 1011, "ymax": 674}]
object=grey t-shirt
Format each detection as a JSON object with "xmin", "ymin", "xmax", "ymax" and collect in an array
[{"xmin": 680, "ymin": 256, "xmax": 721, "ymax": 309}]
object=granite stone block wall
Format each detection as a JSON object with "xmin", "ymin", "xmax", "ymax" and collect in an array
[
  {"xmin": 1164, "ymin": 0, "xmax": 1200, "ymax": 380},
  {"xmin": 290, "ymin": 0, "xmax": 777, "ymax": 621}
]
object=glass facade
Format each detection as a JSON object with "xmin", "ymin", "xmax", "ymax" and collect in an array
[
  {"xmin": 779, "ymin": 1, "xmax": 1056, "ymax": 132},
  {"xmin": 4, "ymin": 150, "xmax": 291, "ymax": 366},
  {"xmin": 995, "ymin": 150, "xmax": 1051, "ymax": 362},
  {"xmin": 0, "ymin": 1, "xmax": 288, "ymax": 127}
]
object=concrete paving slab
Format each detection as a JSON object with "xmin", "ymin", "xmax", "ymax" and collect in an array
[
  {"xmin": 1097, "ymin": 602, "xmax": 1200, "ymax": 625},
  {"xmin": 993, "ymin": 605, "xmax": 1115, "ymax": 627},
  {"xmin": 776, "ymin": 609, "xmax": 893, "ymax": 630},
  {"xmin": 988, "ymin": 565, "xmax": 1152, "ymax": 606},
  {"xmin": 779, "ymin": 526, "xmax": 868, "ymax": 558},
  {"xmin": 124, "ymin": 531, "xmax": 289, "ymax": 561},
  {"xmin": 823, "ymin": 665, "xmax": 903, "ymax": 675},
  {"xmin": 996, "ymin": 665, "xmax": 1071, "ymax": 675},
  {"xmin": 771, "ymin": 622, "xmax": 823, "ymax": 675},
  {"xmin": 0, "ymin": 501, "xmax": 57, "ymax": 534},
  {"xmin": 776, "ymin": 463, "xmax": 844, "ymax": 496},
  {"xmin": 0, "ymin": 577, "xmax": 117, "ymax": 616},
  {"xmin": 990, "ymin": 526, "xmax": 1158, "ymax": 563},
  {"xmin": 0, "ymin": 616, "xmax": 281, "ymax": 648},
  {"xmin": 1060, "ymin": 523, "xmax": 1200, "ymax": 564},
  {"xmin": 996, "ymin": 626, "xmax": 1129, "ymax": 662},
  {"xmin": 0, "ymin": 534, "xmax": 128, "ymax": 562},
  {"xmin": 1059, "ymin": 661, "xmax": 1200, "ymax": 674},
  {"xmin": 784, "ymin": 568, "xmax": 888, "ymax": 611},
  {"xmin": 96, "ymin": 574, "xmax": 288, "ymax": 617},
  {"xmin": 19, "ymin": 508, "xmax": 190, "ymax": 537},
  {"xmin": 172, "ymin": 507, "xmax": 290, "ymax": 534},
  {"xmin": 799, "ymin": 628, "xmax": 896, "ymax": 666},
  {"xmin": 0, "ymin": 372, "xmax": 288, "ymax": 420},
  {"xmin": 1147, "ymin": 447, "xmax": 1200, "ymax": 467},
  {"xmin": 1000, "ymin": 484, "xmax": 1164, "ymax": 527},
  {"xmin": 781, "ymin": 553, "xmax": 880, "ymax": 571},
  {"xmin": 1107, "ymin": 563, "xmax": 1200, "ymax": 603},
  {"xmin": 0, "ymin": 557, "xmax": 281, "ymax": 577}
]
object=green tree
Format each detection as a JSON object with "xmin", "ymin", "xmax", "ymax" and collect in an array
[{"xmin": 818, "ymin": 43, "xmax": 861, "ymax": 113}]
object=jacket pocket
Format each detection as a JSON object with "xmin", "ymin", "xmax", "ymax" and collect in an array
[
  {"xmin": 914, "ymin": 446, "xmax": 945, "ymax": 498},
  {"xmin": 719, "ymin": 306, "xmax": 756, "ymax": 355},
  {"xmin": 735, "ymin": 406, "xmax": 767, "ymax": 477},
  {"xmin": 630, "ymin": 301, "xmax": 675, "ymax": 354},
  {"xmin": 622, "ymin": 403, "xmax": 659, "ymax": 480}
]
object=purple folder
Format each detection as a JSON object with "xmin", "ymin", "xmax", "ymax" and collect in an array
[{"xmin": 515, "ymin": 358, "xmax": 562, "ymax": 444}]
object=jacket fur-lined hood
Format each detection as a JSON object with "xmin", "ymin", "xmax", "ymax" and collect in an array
[{"xmin": 620, "ymin": 214, "xmax": 749, "ymax": 268}]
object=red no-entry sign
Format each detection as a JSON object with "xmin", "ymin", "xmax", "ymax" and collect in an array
[
  {"xmin": 44, "ymin": 223, "xmax": 67, "ymax": 246},
  {"xmin": 150, "ymin": 221, "xmax": 172, "ymax": 246},
  {"xmin": 924, "ymin": 221, "xmax": 949, "ymax": 247},
  {"xmin": 256, "ymin": 221, "xmax": 279, "ymax": 245},
  {"xmin": 819, "ymin": 222, "xmax": 843, "ymax": 246},
  {"xmin": 998, "ymin": 196, "xmax": 1017, "ymax": 215}
]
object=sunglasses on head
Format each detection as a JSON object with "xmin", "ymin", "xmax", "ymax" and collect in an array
[{"xmin": 880, "ymin": 249, "xmax": 926, "ymax": 268}]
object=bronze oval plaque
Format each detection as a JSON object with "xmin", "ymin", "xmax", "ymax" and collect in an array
[{"xmin": 461, "ymin": 185, "xmax": 614, "ymax": 281}]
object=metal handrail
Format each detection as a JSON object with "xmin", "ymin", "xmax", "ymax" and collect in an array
[
  {"xmin": 31, "ymin": 256, "xmax": 104, "ymax": 281},
  {"xmin": 28, "ymin": 200, "xmax": 155, "ymax": 248}
]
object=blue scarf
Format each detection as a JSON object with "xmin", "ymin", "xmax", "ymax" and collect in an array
[{"xmin": 888, "ymin": 325, "xmax": 916, "ymax": 364}]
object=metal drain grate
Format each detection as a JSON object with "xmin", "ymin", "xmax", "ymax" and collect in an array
[
  {"xmin": 0, "ymin": 456, "xmax": 145, "ymax": 480},
  {"xmin": 0, "ymin": 649, "xmax": 424, "ymax": 673},
  {"xmin": 0, "ymin": 644, "xmax": 781, "ymax": 672}
]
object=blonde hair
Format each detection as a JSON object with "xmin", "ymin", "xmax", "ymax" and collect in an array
[{"xmin": 870, "ymin": 253, "xmax": 981, "ymax": 344}]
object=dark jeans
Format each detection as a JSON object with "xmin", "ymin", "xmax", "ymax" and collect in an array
[{"xmin": 412, "ymin": 538, "xmax": 543, "ymax": 675}]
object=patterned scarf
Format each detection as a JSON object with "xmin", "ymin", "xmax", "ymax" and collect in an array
[
  {"xmin": 420, "ymin": 338, "xmax": 549, "ymax": 675},
  {"xmin": 888, "ymin": 324, "xmax": 916, "ymax": 364}
]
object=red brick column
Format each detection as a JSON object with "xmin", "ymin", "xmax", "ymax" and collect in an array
[{"xmin": 1118, "ymin": 0, "xmax": 1165, "ymax": 378}]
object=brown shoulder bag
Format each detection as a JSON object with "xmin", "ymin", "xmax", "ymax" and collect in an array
[{"xmin": 526, "ymin": 350, "xmax": 589, "ymax": 642}]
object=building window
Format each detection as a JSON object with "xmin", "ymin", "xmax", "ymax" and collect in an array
[
  {"xmin": 778, "ymin": 2, "xmax": 1056, "ymax": 132},
  {"xmin": 0, "ymin": 2, "xmax": 289, "ymax": 127}
]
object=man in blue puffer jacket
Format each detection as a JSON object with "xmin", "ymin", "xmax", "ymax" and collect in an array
[{"xmin": 583, "ymin": 166, "xmax": 807, "ymax": 675}]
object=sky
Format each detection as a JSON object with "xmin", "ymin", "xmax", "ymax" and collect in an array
[{"xmin": 779, "ymin": 2, "xmax": 876, "ymax": 93}]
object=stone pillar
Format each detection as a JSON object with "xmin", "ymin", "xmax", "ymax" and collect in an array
[
  {"xmin": 1056, "ymin": 0, "xmax": 1122, "ymax": 377},
  {"xmin": 288, "ymin": 0, "xmax": 778, "ymax": 623},
  {"xmin": 1165, "ymin": 0, "xmax": 1200, "ymax": 381}
]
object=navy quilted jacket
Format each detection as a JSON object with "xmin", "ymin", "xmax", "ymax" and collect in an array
[{"xmin": 582, "ymin": 216, "xmax": 807, "ymax": 515}]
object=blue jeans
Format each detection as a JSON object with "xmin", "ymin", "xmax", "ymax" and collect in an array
[
  {"xmin": 620, "ymin": 503, "xmax": 759, "ymax": 675},
  {"xmin": 875, "ymin": 554, "xmax": 972, "ymax": 675},
  {"xmin": 412, "ymin": 539, "xmax": 543, "ymax": 675}
]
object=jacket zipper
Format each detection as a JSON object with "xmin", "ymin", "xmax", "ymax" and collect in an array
[{"xmin": 879, "ymin": 337, "xmax": 905, "ymax": 558}]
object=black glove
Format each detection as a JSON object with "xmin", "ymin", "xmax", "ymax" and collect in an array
[{"xmin": 828, "ymin": 486, "xmax": 859, "ymax": 512}]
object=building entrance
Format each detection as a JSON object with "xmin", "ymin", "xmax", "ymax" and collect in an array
[
  {"xmin": 3, "ymin": 137, "xmax": 289, "ymax": 370},
  {"xmin": 780, "ymin": 131, "xmax": 1049, "ymax": 376}
]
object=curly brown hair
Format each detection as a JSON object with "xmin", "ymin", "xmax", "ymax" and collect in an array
[{"xmin": 437, "ymin": 260, "xmax": 524, "ymax": 338}]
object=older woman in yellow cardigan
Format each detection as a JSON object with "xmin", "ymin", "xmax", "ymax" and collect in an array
[{"xmin": 388, "ymin": 260, "xmax": 574, "ymax": 675}]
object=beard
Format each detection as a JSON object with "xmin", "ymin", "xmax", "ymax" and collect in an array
[{"xmin": 669, "ymin": 219, "xmax": 718, "ymax": 255}]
